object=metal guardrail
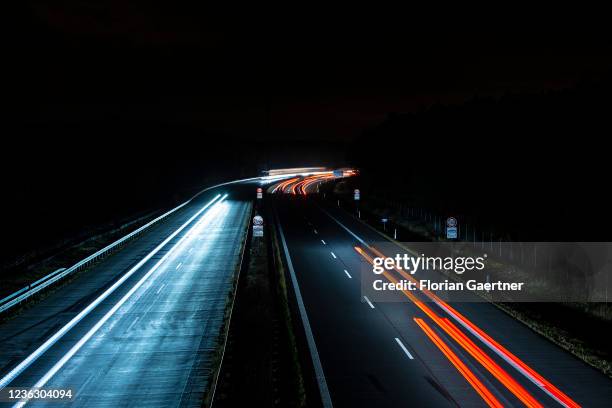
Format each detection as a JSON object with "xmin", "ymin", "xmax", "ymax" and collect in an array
[
  {"xmin": 0, "ymin": 175, "xmax": 282, "ymax": 315},
  {"xmin": 0, "ymin": 201, "xmax": 190, "ymax": 314},
  {"xmin": 0, "ymin": 266, "xmax": 68, "ymax": 301}
]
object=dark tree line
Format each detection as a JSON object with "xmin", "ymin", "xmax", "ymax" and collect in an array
[{"xmin": 349, "ymin": 77, "xmax": 612, "ymax": 240}]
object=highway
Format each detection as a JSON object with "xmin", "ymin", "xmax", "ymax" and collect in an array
[
  {"xmin": 0, "ymin": 182, "xmax": 257, "ymax": 407},
  {"xmin": 2, "ymin": 170, "xmax": 611, "ymax": 408},
  {"xmin": 272, "ymin": 192, "xmax": 612, "ymax": 408}
]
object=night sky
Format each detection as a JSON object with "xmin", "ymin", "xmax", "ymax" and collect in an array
[
  {"xmin": 9, "ymin": 5, "xmax": 612, "ymax": 139},
  {"xmin": 4, "ymin": 3, "xmax": 612, "ymax": 260}
]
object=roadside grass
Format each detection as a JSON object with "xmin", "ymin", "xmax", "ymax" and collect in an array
[
  {"xmin": 0, "ymin": 210, "xmax": 163, "ymax": 322},
  {"xmin": 211, "ymin": 203, "xmax": 306, "ymax": 407},
  {"xmin": 271, "ymin": 217, "xmax": 308, "ymax": 407},
  {"xmin": 0, "ymin": 211, "xmax": 161, "ymax": 296}
]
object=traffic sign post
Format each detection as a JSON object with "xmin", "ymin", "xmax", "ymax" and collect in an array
[
  {"xmin": 253, "ymin": 215, "xmax": 264, "ymax": 237},
  {"xmin": 354, "ymin": 189, "xmax": 360, "ymax": 201},
  {"xmin": 256, "ymin": 187, "xmax": 263, "ymax": 200}
]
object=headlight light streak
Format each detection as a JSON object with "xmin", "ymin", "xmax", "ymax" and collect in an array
[
  {"xmin": 11, "ymin": 194, "xmax": 229, "ymax": 408},
  {"xmin": 0, "ymin": 194, "xmax": 225, "ymax": 394}
]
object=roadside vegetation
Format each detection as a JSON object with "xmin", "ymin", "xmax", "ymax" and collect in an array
[{"xmin": 212, "ymin": 202, "xmax": 307, "ymax": 407}]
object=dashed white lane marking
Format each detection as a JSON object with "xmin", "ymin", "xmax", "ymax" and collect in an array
[
  {"xmin": 395, "ymin": 337, "xmax": 414, "ymax": 359},
  {"xmin": 176, "ymin": 262, "xmax": 182, "ymax": 270},
  {"xmin": 156, "ymin": 283, "xmax": 166, "ymax": 295},
  {"xmin": 188, "ymin": 248, "xmax": 193, "ymax": 254},
  {"xmin": 363, "ymin": 296, "xmax": 375, "ymax": 309},
  {"xmin": 344, "ymin": 270, "xmax": 352, "ymax": 279},
  {"xmin": 314, "ymin": 229, "xmax": 318, "ymax": 234},
  {"xmin": 330, "ymin": 252, "xmax": 337, "ymax": 259},
  {"xmin": 127, "ymin": 316, "xmax": 140, "ymax": 332},
  {"xmin": 321, "ymin": 239, "xmax": 326, "ymax": 245}
]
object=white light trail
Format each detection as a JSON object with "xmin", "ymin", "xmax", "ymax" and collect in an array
[{"xmin": 0, "ymin": 194, "xmax": 224, "ymax": 392}]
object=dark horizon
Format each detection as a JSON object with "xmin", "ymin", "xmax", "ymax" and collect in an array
[
  {"xmin": 3, "ymin": 6, "xmax": 612, "ymax": 408},
  {"xmin": 5, "ymin": 4, "xmax": 612, "ymax": 263}
]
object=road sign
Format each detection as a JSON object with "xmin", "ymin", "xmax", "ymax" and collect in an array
[
  {"xmin": 446, "ymin": 217, "xmax": 457, "ymax": 239},
  {"xmin": 354, "ymin": 189, "xmax": 360, "ymax": 201},
  {"xmin": 253, "ymin": 216, "xmax": 264, "ymax": 237},
  {"xmin": 381, "ymin": 218, "xmax": 388, "ymax": 232},
  {"xmin": 256, "ymin": 187, "xmax": 263, "ymax": 199}
]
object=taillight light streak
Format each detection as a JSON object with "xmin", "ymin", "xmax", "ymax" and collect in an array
[
  {"xmin": 414, "ymin": 318, "xmax": 503, "ymax": 408},
  {"xmin": 355, "ymin": 246, "xmax": 543, "ymax": 408},
  {"xmin": 365, "ymin": 246, "xmax": 580, "ymax": 408}
]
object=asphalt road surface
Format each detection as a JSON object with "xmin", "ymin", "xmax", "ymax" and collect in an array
[
  {"xmin": 0, "ymin": 182, "xmax": 255, "ymax": 407},
  {"xmin": 2, "ymin": 174, "xmax": 611, "ymax": 408},
  {"xmin": 273, "ymin": 195, "xmax": 612, "ymax": 408}
]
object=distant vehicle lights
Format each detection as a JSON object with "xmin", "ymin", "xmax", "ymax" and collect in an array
[{"xmin": 270, "ymin": 168, "xmax": 357, "ymax": 196}]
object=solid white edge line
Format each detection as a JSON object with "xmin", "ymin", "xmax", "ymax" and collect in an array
[
  {"xmin": 12, "ymin": 196, "xmax": 229, "ymax": 408},
  {"xmin": 275, "ymin": 209, "xmax": 333, "ymax": 408},
  {"xmin": 363, "ymin": 296, "xmax": 375, "ymax": 309},
  {"xmin": 344, "ymin": 270, "xmax": 352, "ymax": 279},
  {"xmin": 395, "ymin": 337, "xmax": 414, "ymax": 359},
  {"xmin": 0, "ymin": 194, "xmax": 223, "ymax": 391},
  {"xmin": 317, "ymin": 206, "xmax": 368, "ymax": 247}
]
